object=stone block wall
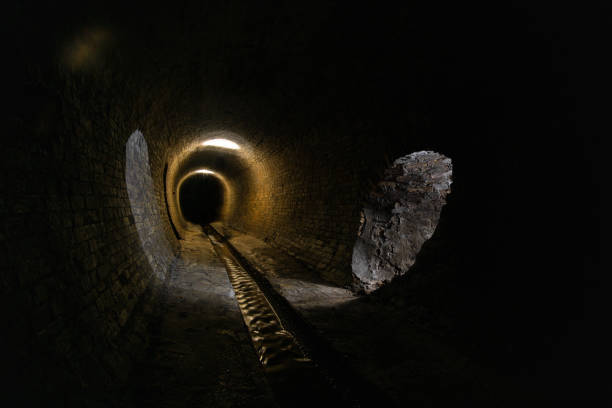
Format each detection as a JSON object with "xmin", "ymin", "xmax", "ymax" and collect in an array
[
  {"xmin": 225, "ymin": 129, "xmax": 368, "ymax": 287},
  {"xmin": 2, "ymin": 32, "xmax": 189, "ymax": 405}
]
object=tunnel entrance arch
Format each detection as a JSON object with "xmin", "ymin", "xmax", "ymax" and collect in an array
[{"xmin": 351, "ymin": 151, "xmax": 452, "ymax": 293}]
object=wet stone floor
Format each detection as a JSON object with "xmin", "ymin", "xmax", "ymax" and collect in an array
[
  {"xmin": 122, "ymin": 223, "xmax": 503, "ymax": 408},
  {"xmin": 212, "ymin": 223, "xmax": 503, "ymax": 408},
  {"xmin": 125, "ymin": 226, "xmax": 277, "ymax": 408}
]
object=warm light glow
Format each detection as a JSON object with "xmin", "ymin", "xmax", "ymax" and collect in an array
[
  {"xmin": 194, "ymin": 169, "xmax": 215, "ymax": 175},
  {"xmin": 63, "ymin": 28, "xmax": 111, "ymax": 70},
  {"xmin": 202, "ymin": 138, "xmax": 240, "ymax": 150}
]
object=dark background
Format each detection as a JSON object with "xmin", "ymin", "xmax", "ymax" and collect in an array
[{"xmin": 179, "ymin": 175, "xmax": 224, "ymax": 226}]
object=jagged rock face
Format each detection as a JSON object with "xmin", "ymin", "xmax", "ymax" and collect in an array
[{"xmin": 352, "ymin": 151, "xmax": 452, "ymax": 292}]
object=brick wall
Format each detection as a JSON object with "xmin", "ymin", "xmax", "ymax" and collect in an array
[{"xmin": 2, "ymin": 37, "xmax": 190, "ymax": 405}]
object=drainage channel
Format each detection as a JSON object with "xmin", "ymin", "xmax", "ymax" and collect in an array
[{"xmin": 205, "ymin": 227, "xmax": 359, "ymax": 408}]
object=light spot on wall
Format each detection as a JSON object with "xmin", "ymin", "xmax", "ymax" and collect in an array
[
  {"xmin": 62, "ymin": 27, "xmax": 112, "ymax": 71},
  {"xmin": 125, "ymin": 130, "xmax": 175, "ymax": 280},
  {"xmin": 202, "ymin": 138, "xmax": 241, "ymax": 149}
]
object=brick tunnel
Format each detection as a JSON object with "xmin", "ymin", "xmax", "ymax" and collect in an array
[{"xmin": 2, "ymin": 2, "xmax": 603, "ymax": 407}]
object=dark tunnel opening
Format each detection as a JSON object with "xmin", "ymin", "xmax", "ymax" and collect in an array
[{"xmin": 179, "ymin": 174, "xmax": 224, "ymax": 226}]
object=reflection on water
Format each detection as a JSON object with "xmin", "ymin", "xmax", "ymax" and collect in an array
[{"xmin": 209, "ymin": 234, "xmax": 312, "ymax": 372}]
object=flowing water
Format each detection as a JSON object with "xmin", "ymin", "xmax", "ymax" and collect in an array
[
  {"xmin": 208, "ymin": 233, "xmax": 312, "ymax": 371},
  {"xmin": 205, "ymin": 229, "xmax": 357, "ymax": 407}
]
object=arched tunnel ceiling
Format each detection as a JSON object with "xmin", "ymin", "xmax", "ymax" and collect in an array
[
  {"xmin": 170, "ymin": 132, "xmax": 253, "ymax": 189},
  {"xmin": 24, "ymin": 0, "xmax": 454, "ymax": 146},
  {"xmin": 166, "ymin": 130, "xmax": 264, "ymax": 233}
]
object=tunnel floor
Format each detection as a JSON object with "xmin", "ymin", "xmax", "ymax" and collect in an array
[
  {"xmin": 120, "ymin": 223, "xmax": 505, "ymax": 408},
  {"xmin": 123, "ymin": 224, "xmax": 277, "ymax": 407},
  {"xmin": 211, "ymin": 224, "xmax": 503, "ymax": 407}
]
